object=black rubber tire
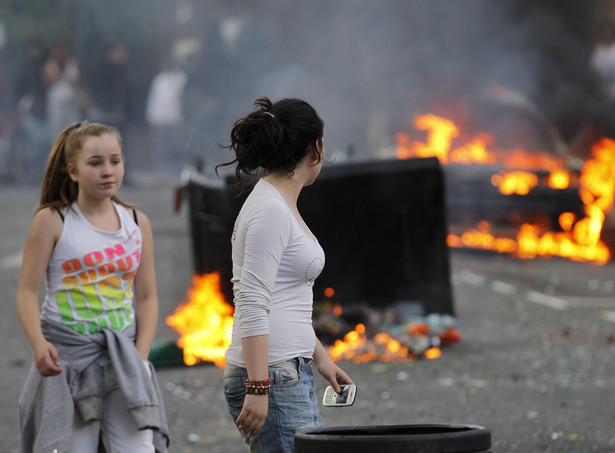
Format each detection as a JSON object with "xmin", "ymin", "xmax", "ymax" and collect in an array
[{"xmin": 294, "ymin": 424, "xmax": 491, "ymax": 453}]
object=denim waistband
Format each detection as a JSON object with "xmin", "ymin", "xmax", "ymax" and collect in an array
[
  {"xmin": 290, "ymin": 357, "xmax": 314, "ymax": 368},
  {"xmin": 224, "ymin": 356, "xmax": 313, "ymax": 377}
]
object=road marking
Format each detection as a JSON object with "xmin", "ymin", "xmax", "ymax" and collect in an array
[
  {"xmin": 565, "ymin": 296, "xmax": 615, "ymax": 308},
  {"xmin": 525, "ymin": 291, "xmax": 569, "ymax": 310},
  {"xmin": 491, "ymin": 280, "xmax": 517, "ymax": 295},
  {"xmin": 0, "ymin": 250, "xmax": 23, "ymax": 270},
  {"xmin": 458, "ymin": 271, "xmax": 486, "ymax": 286},
  {"xmin": 600, "ymin": 310, "xmax": 615, "ymax": 323}
]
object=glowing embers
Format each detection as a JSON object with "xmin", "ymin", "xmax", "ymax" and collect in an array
[
  {"xmin": 321, "ymin": 302, "xmax": 460, "ymax": 364},
  {"xmin": 166, "ymin": 272, "xmax": 234, "ymax": 367}
]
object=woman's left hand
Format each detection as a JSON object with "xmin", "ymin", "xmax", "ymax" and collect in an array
[
  {"xmin": 313, "ymin": 338, "xmax": 354, "ymax": 393},
  {"xmin": 317, "ymin": 359, "xmax": 354, "ymax": 394}
]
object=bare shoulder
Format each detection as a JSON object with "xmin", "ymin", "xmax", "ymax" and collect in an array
[
  {"xmin": 123, "ymin": 206, "xmax": 152, "ymax": 231},
  {"xmin": 31, "ymin": 207, "xmax": 64, "ymax": 241},
  {"xmin": 34, "ymin": 206, "xmax": 64, "ymax": 225},
  {"xmin": 132, "ymin": 208, "xmax": 154, "ymax": 249}
]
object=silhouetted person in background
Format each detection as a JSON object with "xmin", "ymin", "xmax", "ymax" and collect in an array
[
  {"xmin": 14, "ymin": 38, "xmax": 48, "ymax": 124},
  {"xmin": 182, "ymin": 29, "xmax": 233, "ymax": 172},
  {"xmin": 13, "ymin": 38, "xmax": 51, "ymax": 166},
  {"xmin": 44, "ymin": 40, "xmax": 88, "ymax": 140},
  {"xmin": 145, "ymin": 55, "xmax": 187, "ymax": 171},
  {"xmin": 87, "ymin": 41, "xmax": 131, "ymax": 133}
]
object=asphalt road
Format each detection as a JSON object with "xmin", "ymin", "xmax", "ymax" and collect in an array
[{"xmin": 2, "ymin": 172, "xmax": 615, "ymax": 452}]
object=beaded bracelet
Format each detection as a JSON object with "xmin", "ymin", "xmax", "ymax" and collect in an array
[{"xmin": 245, "ymin": 378, "xmax": 271, "ymax": 395}]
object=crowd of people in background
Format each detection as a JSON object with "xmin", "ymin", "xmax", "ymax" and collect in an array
[
  {"xmin": 3, "ymin": 14, "xmax": 615, "ymax": 187},
  {"xmin": 0, "ymin": 33, "xmax": 237, "ymax": 184},
  {"xmin": 1, "ymin": 38, "xmax": 125, "ymax": 182}
]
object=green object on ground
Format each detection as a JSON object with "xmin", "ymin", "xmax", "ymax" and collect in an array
[{"xmin": 149, "ymin": 340, "xmax": 186, "ymax": 368}]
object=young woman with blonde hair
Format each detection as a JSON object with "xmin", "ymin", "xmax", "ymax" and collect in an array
[{"xmin": 17, "ymin": 121, "xmax": 169, "ymax": 452}]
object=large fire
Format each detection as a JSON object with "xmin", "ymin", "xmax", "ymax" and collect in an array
[
  {"xmin": 396, "ymin": 112, "xmax": 614, "ymax": 265},
  {"xmin": 168, "ymin": 101, "xmax": 615, "ymax": 367},
  {"xmin": 166, "ymin": 273, "xmax": 234, "ymax": 367}
]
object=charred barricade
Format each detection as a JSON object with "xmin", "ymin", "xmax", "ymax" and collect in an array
[{"xmin": 184, "ymin": 156, "xmax": 453, "ymax": 316}]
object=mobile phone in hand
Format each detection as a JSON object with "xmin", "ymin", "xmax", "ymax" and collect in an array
[{"xmin": 322, "ymin": 384, "xmax": 357, "ymax": 407}]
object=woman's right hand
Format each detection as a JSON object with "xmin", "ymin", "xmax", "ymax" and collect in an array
[
  {"xmin": 236, "ymin": 394, "xmax": 268, "ymax": 437},
  {"xmin": 16, "ymin": 207, "xmax": 64, "ymax": 378},
  {"xmin": 34, "ymin": 341, "xmax": 62, "ymax": 377}
]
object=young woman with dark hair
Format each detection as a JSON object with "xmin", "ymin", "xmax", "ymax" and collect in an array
[{"xmin": 219, "ymin": 97, "xmax": 354, "ymax": 452}]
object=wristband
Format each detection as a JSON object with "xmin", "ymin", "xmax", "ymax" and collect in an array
[
  {"xmin": 245, "ymin": 386, "xmax": 270, "ymax": 395},
  {"xmin": 245, "ymin": 378, "xmax": 271, "ymax": 395}
]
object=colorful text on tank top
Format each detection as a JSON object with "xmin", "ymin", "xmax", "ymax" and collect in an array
[{"xmin": 56, "ymin": 229, "xmax": 141, "ymax": 334}]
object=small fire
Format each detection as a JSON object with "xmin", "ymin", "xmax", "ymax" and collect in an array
[
  {"xmin": 491, "ymin": 168, "xmax": 571, "ymax": 195},
  {"xmin": 549, "ymin": 168, "xmax": 570, "ymax": 189},
  {"xmin": 397, "ymin": 112, "xmax": 614, "ymax": 265},
  {"xmin": 491, "ymin": 171, "xmax": 538, "ymax": 195},
  {"xmin": 424, "ymin": 347, "xmax": 442, "ymax": 360},
  {"xmin": 329, "ymin": 323, "xmax": 413, "ymax": 363},
  {"xmin": 327, "ymin": 322, "xmax": 452, "ymax": 363},
  {"xmin": 166, "ymin": 273, "xmax": 234, "ymax": 367}
]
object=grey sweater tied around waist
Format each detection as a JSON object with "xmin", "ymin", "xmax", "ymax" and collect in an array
[{"xmin": 19, "ymin": 319, "xmax": 169, "ymax": 453}]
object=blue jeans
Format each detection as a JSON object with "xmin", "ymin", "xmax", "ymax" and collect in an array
[{"xmin": 224, "ymin": 358, "xmax": 321, "ymax": 453}]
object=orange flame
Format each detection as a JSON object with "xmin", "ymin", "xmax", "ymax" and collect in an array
[
  {"xmin": 558, "ymin": 212, "xmax": 576, "ymax": 232},
  {"xmin": 324, "ymin": 287, "xmax": 336, "ymax": 298},
  {"xmin": 398, "ymin": 112, "xmax": 613, "ymax": 265},
  {"xmin": 328, "ymin": 323, "xmax": 448, "ymax": 363},
  {"xmin": 166, "ymin": 273, "xmax": 234, "ymax": 367},
  {"xmin": 548, "ymin": 168, "xmax": 570, "ymax": 189},
  {"xmin": 491, "ymin": 168, "xmax": 570, "ymax": 195},
  {"xmin": 580, "ymin": 138, "xmax": 615, "ymax": 213},
  {"xmin": 168, "ymin": 278, "xmax": 436, "ymax": 367},
  {"xmin": 449, "ymin": 134, "xmax": 495, "ymax": 164},
  {"xmin": 411, "ymin": 114, "xmax": 458, "ymax": 164},
  {"xmin": 396, "ymin": 114, "xmax": 495, "ymax": 164},
  {"xmin": 424, "ymin": 347, "xmax": 442, "ymax": 360},
  {"xmin": 447, "ymin": 219, "xmax": 610, "ymax": 264},
  {"xmin": 329, "ymin": 324, "xmax": 370, "ymax": 363},
  {"xmin": 491, "ymin": 171, "xmax": 538, "ymax": 195},
  {"xmin": 332, "ymin": 303, "xmax": 343, "ymax": 317}
]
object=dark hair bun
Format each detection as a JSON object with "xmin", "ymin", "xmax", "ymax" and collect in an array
[{"xmin": 218, "ymin": 97, "xmax": 324, "ymax": 188}]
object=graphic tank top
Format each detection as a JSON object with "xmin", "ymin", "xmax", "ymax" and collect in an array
[{"xmin": 41, "ymin": 202, "xmax": 142, "ymax": 334}]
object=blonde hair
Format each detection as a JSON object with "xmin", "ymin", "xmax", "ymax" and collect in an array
[{"xmin": 37, "ymin": 121, "xmax": 134, "ymax": 212}]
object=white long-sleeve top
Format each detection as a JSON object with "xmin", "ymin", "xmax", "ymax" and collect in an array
[{"xmin": 225, "ymin": 179, "xmax": 325, "ymax": 367}]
